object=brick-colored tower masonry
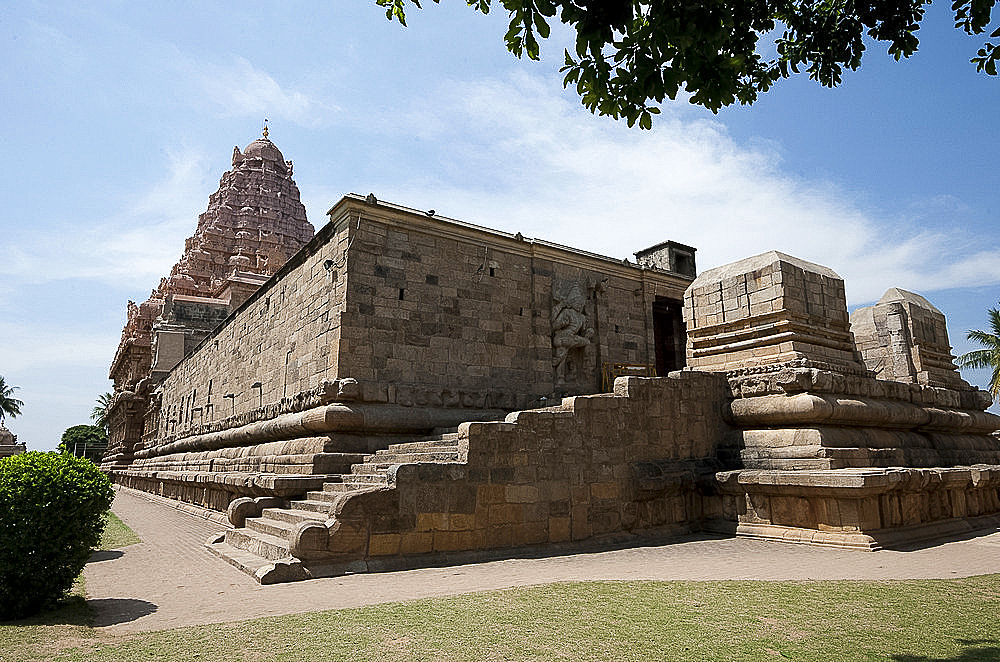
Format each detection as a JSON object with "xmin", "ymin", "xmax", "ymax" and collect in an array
[{"xmin": 105, "ymin": 126, "xmax": 314, "ymax": 469}]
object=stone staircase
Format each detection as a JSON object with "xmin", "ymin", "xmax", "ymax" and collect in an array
[{"xmin": 209, "ymin": 432, "xmax": 463, "ymax": 580}]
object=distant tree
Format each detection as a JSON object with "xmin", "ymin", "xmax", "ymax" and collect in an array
[
  {"xmin": 91, "ymin": 392, "xmax": 113, "ymax": 433},
  {"xmin": 0, "ymin": 376, "xmax": 24, "ymax": 423},
  {"xmin": 377, "ymin": 0, "xmax": 999, "ymax": 123},
  {"xmin": 957, "ymin": 306, "xmax": 1000, "ymax": 397},
  {"xmin": 59, "ymin": 425, "xmax": 108, "ymax": 463}
]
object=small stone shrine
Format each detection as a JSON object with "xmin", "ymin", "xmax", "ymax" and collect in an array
[
  {"xmin": 0, "ymin": 424, "xmax": 25, "ymax": 459},
  {"xmin": 689, "ymin": 252, "xmax": 1000, "ymax": 548}
]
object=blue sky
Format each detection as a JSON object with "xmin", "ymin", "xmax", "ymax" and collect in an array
[{"xmin": 1, "ymin": 1, "xmax": 998, "ymax": 451}]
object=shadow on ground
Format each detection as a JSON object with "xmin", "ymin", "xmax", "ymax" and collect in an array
[
  {"xmin": 893, "ymin": 639, "xmax": 1000, "ymax": 661},
  {"xmin": 87, "ymin": 549, "xmax": 125, "ymax": 563},
  {"xmin": 87, "ymin": 598, "xmax": 158, "ymax": 627},
  {"xmin": 882, "ymin": 527, "xmax": 1000, "ymax": 552}
]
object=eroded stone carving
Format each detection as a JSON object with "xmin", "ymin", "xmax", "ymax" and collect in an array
[{"xmin": 551, "ymin": 280, "xmax": 595, "ymax": 386}]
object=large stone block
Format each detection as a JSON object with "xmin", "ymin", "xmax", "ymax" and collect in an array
[{"xmin": 684, "ymin": 251, "xmax": 863, "ymax": 374}]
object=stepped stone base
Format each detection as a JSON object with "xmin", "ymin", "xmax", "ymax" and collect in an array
[{"xmin": 712, "ymin": 466, "xmax": 1000, "ymax": 550}]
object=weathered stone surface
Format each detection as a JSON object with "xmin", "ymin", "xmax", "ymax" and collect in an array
[
  {"xmin": 683, "ymin": 251, "xmax": 864, "ymax": 374},
  {"xmin": 101, "ymin": 179, "xmax": 1000, "ymax": 581},
  {"xmin": 111, "ymin": 192, "xmax": 694, "ymax": 515},
  {"xmin": 713, "ymin": 466, "xmax": 1000, "ymax": 549},
  {"xmin": 851, "ymin": 288, "xmax": 968, "ymax": 389},
  {"xmin": 208, "ymin": 372, "xmax": 732, "ymax": 579}
]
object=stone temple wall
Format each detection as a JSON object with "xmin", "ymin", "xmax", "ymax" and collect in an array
[
  {"xmin": 116, "ymin": 195, "xmax": 696, "ymax": 513},
  {"xmin": 335, "ymin": 199, "xmax": 690, "ymax": 412},
  {"xmin": 150, "ymin": 196, "xmax": 693, "ymax": 446},
  {"xmin": 152, "ymin": 222, "xmax": 351, "ymax": 443}
]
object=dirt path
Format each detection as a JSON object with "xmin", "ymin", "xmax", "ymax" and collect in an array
[{"xmin": 83, "ymin": 487, "xmax": 1000, "ymax": 633}]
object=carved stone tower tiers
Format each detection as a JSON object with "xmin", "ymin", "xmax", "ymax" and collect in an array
[
  {"xmin": 106, "ymin": 128, "xmax": 314, "ymax": 470},
  {"xmin": 158, "ymin": 127, "xmax": 313, "ymax": 301}
]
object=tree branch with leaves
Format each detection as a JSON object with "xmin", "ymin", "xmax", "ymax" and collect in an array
[
  {"xmin": 376, "ymin": 0, "xmax": 998, "ymax": 125},
  {"xmin": 957, "ymin": 306, "xmax": 1000, "ymax": 397}
]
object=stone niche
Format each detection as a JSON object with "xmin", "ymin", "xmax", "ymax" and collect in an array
[
  {"xmin": 851, "ymin": 288, "xmax": 967, "ymax": 389},
  {"xmin": 550, "ymin": 278, "xmax": 598, "ymax": 392},
  {"xmin": 686, "ymin": 250, "xmax": 1000, "ymax": 549}
]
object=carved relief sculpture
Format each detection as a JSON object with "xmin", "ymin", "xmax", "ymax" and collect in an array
[{"xmin": 551, "ymin": 281, "xmax": 595, "ymax": 386}]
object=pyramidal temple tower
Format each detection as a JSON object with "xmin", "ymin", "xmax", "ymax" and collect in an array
[
  {"xmin": 106, "ymin": 126, "xmax": 314, "ymax": 469},
  {"xmin": 156, "ymin": 125, "xmax": 313, "ymax": 300}
]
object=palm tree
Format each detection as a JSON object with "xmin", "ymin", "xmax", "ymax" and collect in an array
[
  {"xmin": 91, "ymin": 391, "xmax": 114, "ymax": 433},
  {"xmin": 956, "ymin": 306, "xmax": 1000, "ymax": 397},
  {"xmin": 0, "ymin": 376, "xmax": 24, "ymax": 423}
]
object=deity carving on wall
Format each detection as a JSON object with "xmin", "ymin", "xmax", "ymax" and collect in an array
[{"xmin": 551, "ymin": 280, "xmax": 596, "ymax": 388}]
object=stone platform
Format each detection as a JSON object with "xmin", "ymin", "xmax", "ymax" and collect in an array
[{"xmin": 712, "ymin": 465, "xmax": 1000, "ymax": 550}]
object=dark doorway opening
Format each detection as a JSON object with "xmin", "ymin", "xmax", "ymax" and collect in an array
[{"xmin": 652, "ymin": 297, "xmax": 686, "ymax": 375}]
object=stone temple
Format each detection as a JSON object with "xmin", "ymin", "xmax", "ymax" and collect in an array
[
  {"xmin": 104, "ymin": 132, "xmax": 1000, "ymax": 583},
  {"xmin": 0, "ymin": 424, "xmax": 25, "ymax": 459},
  {"xmin": 107, "ymin": 127, "xmax": 314, "ymax": 470}
]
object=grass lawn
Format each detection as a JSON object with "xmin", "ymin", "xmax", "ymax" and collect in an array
[
  {"xmin": 2, "ymin": 570, "xmax": 998, "ymax": 660},
  {"xmin": 2, "ymin": 513, "xmax": 998, "ymax": 661}
]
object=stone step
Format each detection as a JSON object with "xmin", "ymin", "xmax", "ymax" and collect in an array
[
  {"xmin": 224, "ymin": 527, "xmax": 290, "ymax": 561},
  {"xmin": 291, "ymin": 498, "xmax": 336, "ymax": 513},
  {"xmin": 207, "ymin": 538, "xmax": 312, "ymax": 585},
  {"xmin": 208, "ymin": 538, "xmax": 275, "ymax": 578},
  {"xmin": 348, "ymin": 472, "xmax": 389, "ymax": 483},
  {"xmin": 260, "ymin": 507, "xmax": 327, "ymax": 526},
  {"xmin": 383, "ymin": 436, "xmax": 462, "ymax": 453},
  {"xmin": 369, "ymin": 444, "xmax": 459, "ymax": 458},
  {"xmin": 246, "ymin": 515, "xmax": 297, "ymax": 539},
  {"xmin": 321, "ymin": 481, "xmax": 386, "ymax": 493},
  {"xmin": 310, "ymin": 452, "xmax": 370, "ymax": 473},
  {"xmin": 307, "ymin": 489, "xmax": 344, "ymax": 502},
  {"xmin": 353, "ymin": 450, "xmax": 460, "ymax": 472}
]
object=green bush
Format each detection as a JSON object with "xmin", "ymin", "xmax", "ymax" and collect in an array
[{"xmin": 0, "ymin": 451, "xmax": 113, "ymax": 620}]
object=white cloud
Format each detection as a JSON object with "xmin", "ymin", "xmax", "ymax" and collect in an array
[
  {"xmin": 0, "ymin": 147, "xmax": 210, "ymax": 287},
  {"xmin": 190, "ymin": 56, "xmax": 339, "ymax": 127},
  {"xmin": 365, "ymin": 73, "xmax": 1000, "ymax": 306}
]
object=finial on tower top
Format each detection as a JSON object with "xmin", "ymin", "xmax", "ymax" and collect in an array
[{"xmin": 262, "ymin": 119, "xmax": 269, "ymax": 139}]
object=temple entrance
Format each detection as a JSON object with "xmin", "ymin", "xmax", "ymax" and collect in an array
[{"xmin": 652, "ymin": 297, "xmax": 685, "ymax": 375}]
